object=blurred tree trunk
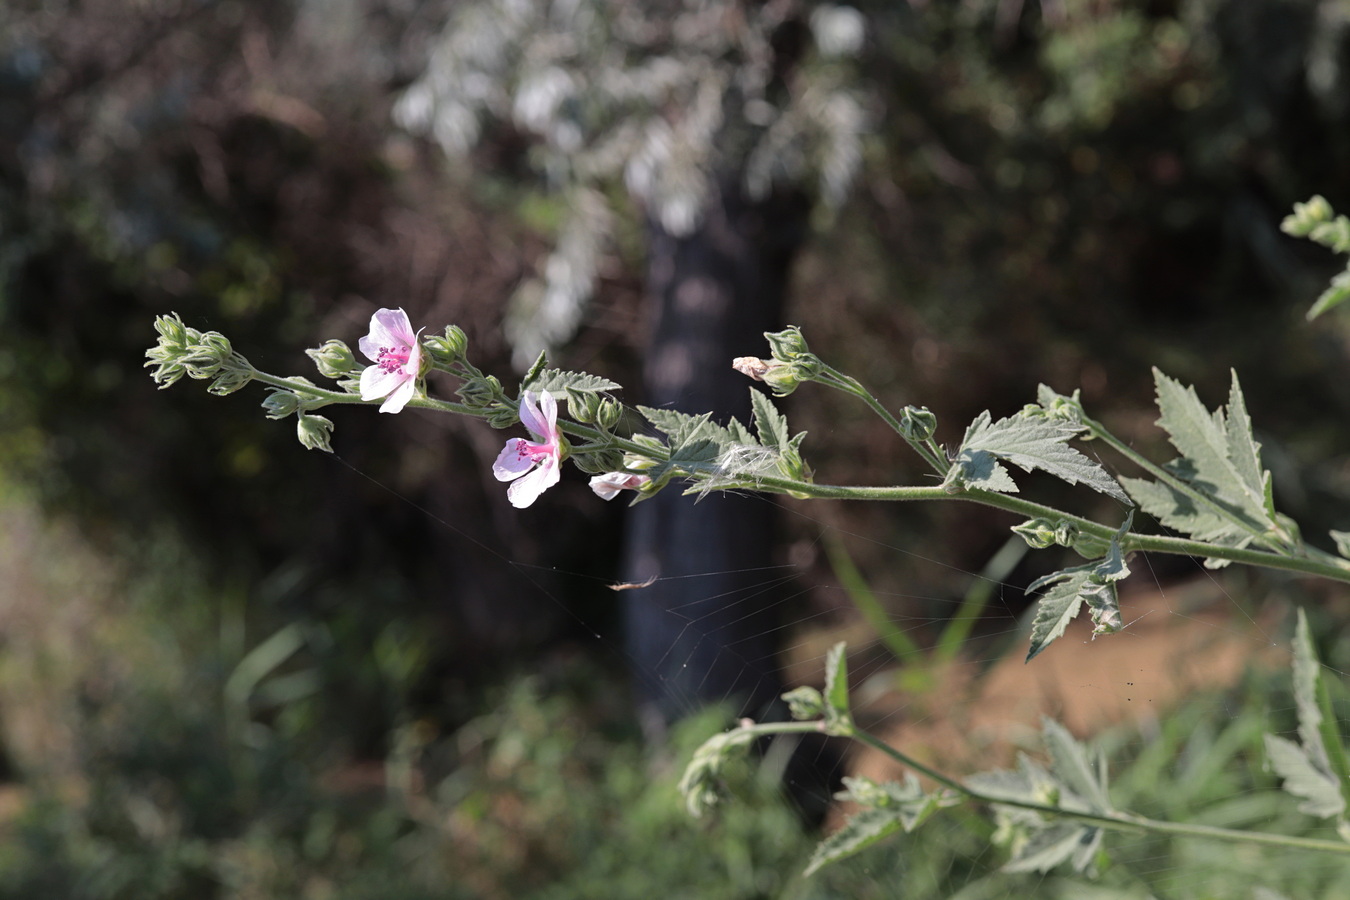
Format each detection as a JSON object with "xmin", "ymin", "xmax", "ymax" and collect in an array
[{"xmin": 623, "ymin": 178, "xmax": 808, "ymax": 729}]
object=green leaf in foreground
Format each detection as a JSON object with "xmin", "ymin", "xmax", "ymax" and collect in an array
[
  {"xmin": 1264, "ymin": 608, "xmax": 1350, "ymax": 824},
  {"xmin": 945, "ymin": 410, "xmax": 1128, "ymax": 501},
  {"xmin": 802, "ymin": 775, "xmax": 956, "ymax": 876},
  {"xmin": 1025, "ymin": 512, "xmax": 1132, "ymax": 662}
]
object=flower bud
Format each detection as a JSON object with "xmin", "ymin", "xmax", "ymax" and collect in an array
[
  {"xmin": 307, "ymin": 339, "xmax": 360, "ymax": 379},
  {"xmin": 782, "ymin": 685, "xmax": 825, "ymax": 720},
  {"xmin": 262, "ymin": 389, "xmax": 301, "ymax": 419},
  {"xmin": 596, "ymin": 398, "xmax": 624, "ymax": 431},
  {"xmin": 206, "ymin": 354, "xmax": 255, "ymax": 396},
  {"xmin": 763, "ymin": 325, "xmax": 810, "ymax": 361},
  {"xmin": 457, "ymin": 375, "xmax": 503, "ymax": 409},
  {"xmin": 899, "ymin": 406, "xmax": 937, "ymax": 442},
  {"xmin": 568, "ymin": 389, "xmax": 601, "ymax": 424},
  {"xmin": 296, "ymin": 413, "xmax": 335, "ymax": 452},
  {"xmin": 423, "ymin": 325, "xmax": 468, "ymax": 368},
  {"xmin": 485, "ymin": 402, "xmax": 522, "ymax": 429},
  {"xmin": 1012, "ymin": 517, "xmax": 1059, "ymax": 550}
]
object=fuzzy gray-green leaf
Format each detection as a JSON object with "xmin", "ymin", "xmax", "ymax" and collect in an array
[
  {"xmin": 750, "ymin": 388, "xmax": 791, "ymax": 450},
  {"xmin": 954, "ymin": 411, "xmax": 1128, "ymax": 501},
  {"xmin": 1042, "ymin": 718, "xmax": 1112, "ymax": 813},
  {"xmin": 1150, "ymin": 369, "xmax": 1272, "ymax": 530},
  {"xmin": 1308, "ymin": 268, "xmax": 1350, "ymax": 321},
  {"xmin": 1332, "ymin": 530, "xmax": 1350, "ymax": 560},
  {"xmin": 1002, "ymin": 822, "xmax": 1103, "ymax": 875},
  {"xmin": 802, "ymin": 807, "xmax": 905, "ymax": 877},
  {"xmin": 822, "ymin": 641, "xmax": 852, "ymax": 732},
  {"xmin": 524, "ymin": 366, "xmax": 622, "ymax": 397},
  {"xmin": 1265, "ymin": 734, "xmax": 1345, "ymax": 818},
  {"xmin": 1026, "ymin": 571, "xmax": 1088, "ymax": 662},
  {"xmin": 1224, "ymin": 371, "xmax": 1268, "ymax": 513}
]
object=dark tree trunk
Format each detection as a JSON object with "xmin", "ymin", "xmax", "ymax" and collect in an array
[{"xmin": 623, "ymin": 180, "xmax": 809, "ymax": 728}]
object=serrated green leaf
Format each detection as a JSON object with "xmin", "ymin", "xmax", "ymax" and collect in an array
[
  {"xmin": 1300, "ymin": 609, "xmax": 1350, "ymax": 811},
  {"xmin": 1265, "ymin": 609, "xmax": 1350, "ymax": 820},
  {"xmin": 950, "ymin": 411, "xmax": 1128, "ymax": 501},
  {"xmin": 524, "ymin": 367, "xmax": 622, "ymax": 396},
  {"xmin": 1265, "ymin": 734, "xmax": 1345, "ymax": 818},
  {"xmin": 802, "ymin": 807, "xmax": 905, "ymax": 877},
  {"xmin": 1025, "ymin": 516, "xmax": 1131, "ymax": 660},
  {"xmin": 1332, "ymin": 530, "xmax": 1350, "ymax": 559},
  {"xmin": 726, "ymin": 416, "xmax": 757, "ymax": 447},
  {"xmin": 804, "ymin": 775, "xmax": 954, "ymax": 877},
  {"xmin": 949, "ymin": 448, "xmax": 1019, "ymax": 492},
  {"xmin": 1292, "ymin": 609, "xmax": 1334, "ymax": 776},
  {"xmin": 1026, "ymin": 571, "xmax": 1088, "ymax": 663},
  {"xmin": 822, "ymin": 641, "xmax": 852, "ymax": 732},
  {"xmin": 1224, "ymin": 371, "xmax": 1267, "ymax": 513},
  {"xmin": 968, "ymin": 756, "xmax": 1101, "ymax": 874},
  {"xmin": 637, "ymin": 406, "xmax": 764, "ymax": 483},
  {"xmin": 1002, "ymin": 821, "xmax": 1103, "ymax": 875},
  {"xmin": 1308, "ymin": 268, "xmax": 1350, "ymax": 320},
  {"xmin": 1042, "ymin": 718, "xmax": 1112, "ymax": 813},
  {"xmin": 1150, "ymin": 369, "xmax": 1273, "ymax": 530},
  {"xmin": 751, "ymin": 388, "xmax": 791, "ymax": 450}
]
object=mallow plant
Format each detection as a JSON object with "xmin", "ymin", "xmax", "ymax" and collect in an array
[{"xmin": 146, "ymin": 197, "xmax": 1350, "ymax": 880}]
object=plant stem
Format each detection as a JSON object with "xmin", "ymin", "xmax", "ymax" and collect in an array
[
  {"xmin": 815, "ymin": 363, "xmax": 949, "ymax": 475},
  {"xmin": 730, "ymin": 720, "xmax": 1350, "ymax": 856}
]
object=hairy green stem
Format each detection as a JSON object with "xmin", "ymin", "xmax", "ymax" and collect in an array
[
  {"xmin": 731, "ymin": 720, "xmax": 1350, "ymax": 856},
  {"xmin": 815, "ymin": 363, "xmax": 949, "ymax": 475},
  {"xmin": 717, "ymin": 474, "xmax": 1350, "ymax": 583}
]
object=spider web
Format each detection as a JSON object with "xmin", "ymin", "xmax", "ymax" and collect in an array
[{"xmin": 326, "ymin": 401, "xmax": 1350, "ymax": 900}]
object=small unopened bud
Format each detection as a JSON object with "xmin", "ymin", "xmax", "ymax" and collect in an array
[
  {"xmin": 899, "ymin": 406, "xmax": 937, "ymax": 442},
  {"xmin": 206, "ymin": 354, "xmax": 255, "ymax": 396},
  {"xmin": 307, "ymin": 340, "xmax": 359, "ymax": 379},
  {"xmin": 1306, "ymin": 194, "xmax": 1333, "ymax": 222},
  {"xmin": 764, "ymin": 325, "xmax": 810, "ymax": 361},
  {"xmin": 782, "ymin": 685, "xmax": 825, "ymax": 721},
  {"xmin": 296, "ymin": 413, "xmax": 335, "ymax": 452},
  {"xmin": 1012, "ymin": 517, "xmax": 1059, "ymax": 549},
  {"xmin": 485, "ymin": 403, "xmax": 521, "ymax": 429},
  {"xmin": 568, "ymin": 389, "xmax": 602, "ymax": 424},
  {"xmin": 262, "ymin": 389, "xmax": 302, "ymax": 419},
  {"xmin": 457, "ymin": 375, "xmax": 504, "ymax": 409},
  {"xmin": 596, "ymin": 398, "xmax": 624, "ymax": 431},
  {"xmin": 423, "ymin": 325, "xmax": 468, "ymax": 367},
  {"xmin": 623, "ymin": 446, "xmax": 662, "ymax": 471}
]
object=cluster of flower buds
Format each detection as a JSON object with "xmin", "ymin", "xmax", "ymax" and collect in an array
[{"xmin": 145, "ymin": 313, "xmax": 255, "ymax": 396}]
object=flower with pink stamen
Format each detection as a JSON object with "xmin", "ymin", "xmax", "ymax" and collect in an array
[
  {"xmin": 358, "ymin": 308, "xmax": 422, "ymax": 413},
  {"xmin": 494, "ymin": 391, "xmax": 564, "ymax": 508}
]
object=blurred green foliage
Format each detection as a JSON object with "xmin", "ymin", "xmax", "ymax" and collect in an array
[
  {"xmin": 4, "ymin": 493, "xmax": 1350, "ymax": 897},
  {"xmin": 5, "ymin": 0, "xmax": 1350, "ymax": 894}
]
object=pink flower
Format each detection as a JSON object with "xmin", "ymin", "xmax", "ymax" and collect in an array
[
  {"xmin": 589, "ymin": 472, "xmax": 651, "ymax": 500},
  {"xmin": 494, "ymin": 391, "xmax": 564, "ymax": 508},
  {"xmin": 358, "ymin": 308, "xmax": 422, "ymax": 413}
]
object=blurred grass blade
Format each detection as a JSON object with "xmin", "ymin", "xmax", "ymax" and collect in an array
[
  {"xmin": 936, "ymin": 535, "xmax": 1027, "ymax": 664},
  {"xmin": 225, "ymin": 621, "xmax": 307, "ymax": 711},
  {"xmin": 823, "ymin": 530, "xmax": 920, "ymax": 659}
]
